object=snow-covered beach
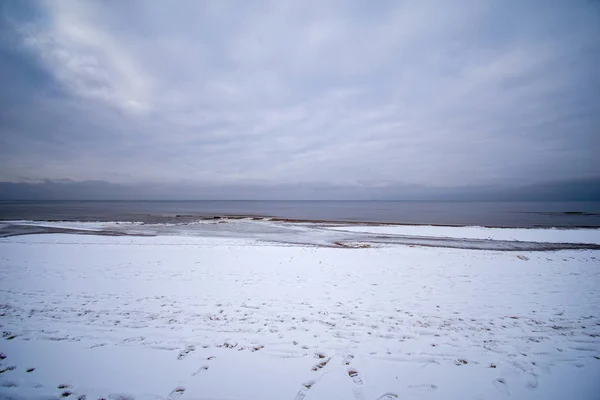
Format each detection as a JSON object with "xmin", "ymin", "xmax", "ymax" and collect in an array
[{"xmin": 0, "ymin": 221, "xmax": 599, "ymax": 399}]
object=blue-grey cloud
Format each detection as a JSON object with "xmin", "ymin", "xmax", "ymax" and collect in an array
[{"xmin": 0, "ymin": 0, "xmax": 599, "ymax": 197}]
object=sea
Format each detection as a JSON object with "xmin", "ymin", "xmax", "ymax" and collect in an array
[{"xmin": 1, "ymin": 200, "xmax": 599, "ymax": 228}]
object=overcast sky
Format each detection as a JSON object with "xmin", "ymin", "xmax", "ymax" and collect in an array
[{"xmin": 0, "ymin": 0, "xmax": 599, "ymax": 198}]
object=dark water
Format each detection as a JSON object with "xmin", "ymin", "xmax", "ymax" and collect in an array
[{"xmin": 1, "ymin": 200, "xmax": 599, "ymax": 228}]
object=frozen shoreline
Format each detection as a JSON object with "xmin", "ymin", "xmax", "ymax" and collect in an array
[
  {"xmin": 0, "ymin": 233, "xmax": 599, "ymax": 399},
  {"xmin": 1, "ymin": 219, "xmax": 600, "ymax": 251}
]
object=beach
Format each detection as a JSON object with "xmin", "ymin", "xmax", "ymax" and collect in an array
[
  {"xmin": 2, "ymin": 0, "xmax": 599, "ymax": 397},
  {"xmin": 0, "ymin": 220, "xmax": 599, "ymax": 399}
]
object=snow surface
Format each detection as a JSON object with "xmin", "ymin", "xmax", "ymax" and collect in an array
[{"xmin": 0, "ymin": 231, "xmax": 599, "ymax": 399}]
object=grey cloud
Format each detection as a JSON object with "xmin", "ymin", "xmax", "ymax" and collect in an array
[{"xmin": 0, "ymin": 0, "xmax": 599, "ymax": 197}]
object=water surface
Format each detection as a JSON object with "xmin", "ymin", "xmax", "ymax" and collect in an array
[{"xmin": 1, "ymin": 200, "xmax": 599, "ymax": 228}]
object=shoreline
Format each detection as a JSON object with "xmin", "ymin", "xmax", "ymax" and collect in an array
[
  {"xmin": 2, "ymin": 219, "xmax": 600, "ymax": 251},
  {"xmin": 2, "ymin": 214, "xmax": 600, "ymax": 229}
]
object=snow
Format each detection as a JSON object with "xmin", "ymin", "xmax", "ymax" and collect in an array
[{"xmin": 0, "ymin": 230, "xmax": 599, "ymax": 400}]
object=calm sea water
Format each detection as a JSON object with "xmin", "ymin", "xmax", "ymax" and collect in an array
[{"xmin": 1, "ymin": 200, "xmax": 600, "ymax": 228}]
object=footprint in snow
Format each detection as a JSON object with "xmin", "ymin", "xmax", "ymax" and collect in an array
[
  {"xmin": 347, "ymin": 368, "xmax": 363, "ymax": 385},
  {"xmin": 168, "ymin": 387, "xmax": 186, "ymax": 400},
  {"xmin": 177, "ymin": 345, "xmax": 195, "ymax": 360},
  {"xmin": 525, "ymin": 373, "xmax": 539, "ymax": 389},
  {"xmin": 347, "ymin": 368, "xmax": 366, "ymax": 400},
  {"xmin": 311, "ymin": 358, "xmax": 330, "ymax": 371},
  {"xmin": 122, "ymin": 336, "xmax": 145, "ymax": 342},
  {"xmin": 493, "ymin": 378, "xmax": 511, "ymax": 397},
  {"xmin": 408, "ymin": 384, "xmax": 438, "ymax": 392},
  {"xmin": 192, "ymin": 365, "xmax": 209, "ymax": 376},
  {"xmin": 294, "ymin": 380, "xmax": 315, "ymax": 400},
  {"xmin": 0, "ymin": 365, "xmax": 16, "ymax": 374},
  {"xmin": 375, "ymin": 394, "xmax": 398, "ymax": 400}
]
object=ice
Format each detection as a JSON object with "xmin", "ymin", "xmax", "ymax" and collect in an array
[
  {"xmin": 327, "ymin": 224, "xmax": 600, "ymax": 244},
  {"xmin": 2, "ymin": 220, "xmax": 599, "ymax": 250}
]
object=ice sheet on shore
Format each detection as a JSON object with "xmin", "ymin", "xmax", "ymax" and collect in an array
[
  {"xmin": 2, "ymin": 219, "xmax": 600, "ymax": 250},
  {"xmin": 327, "ymin": 224, "xmax": 600, "ymax": 245},
  {"xmin": 0, "ymin": 234, "xmax": 599, "ymax": 399}
]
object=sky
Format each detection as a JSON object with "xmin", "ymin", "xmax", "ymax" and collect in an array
[{"xmin": 0, "ymin": 0, "xmax": 599, "ymax": 200}]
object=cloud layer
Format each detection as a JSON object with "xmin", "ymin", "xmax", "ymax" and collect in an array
[{"xmin": 1, "ymin": 0, "xmax": 599, "ymax": 198}]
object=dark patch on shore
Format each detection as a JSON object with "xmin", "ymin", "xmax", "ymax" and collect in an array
[{"xmin": 367, "ymin": 235, "xmax": 600, "ymax": 251}]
